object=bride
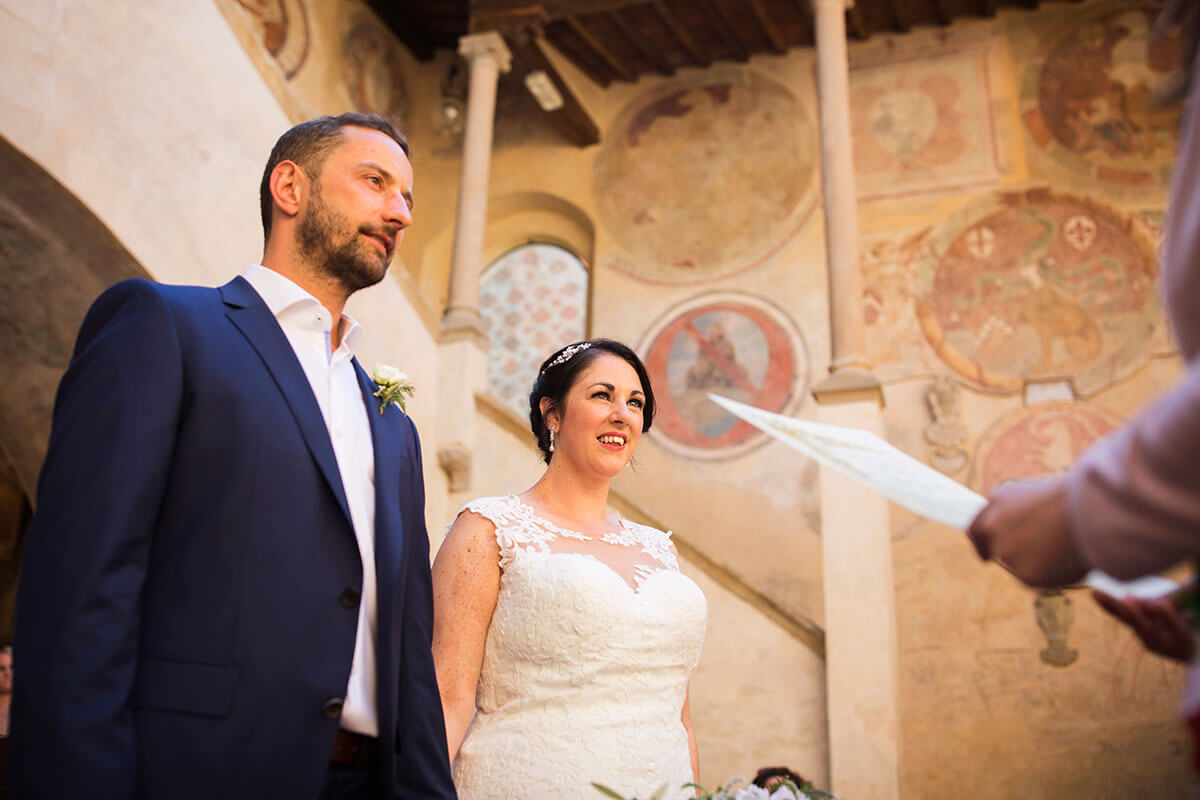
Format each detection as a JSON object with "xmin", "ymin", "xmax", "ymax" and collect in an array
[{"xmin": 432, "ymin": 339, "xmax": 708, "ymax": 799}]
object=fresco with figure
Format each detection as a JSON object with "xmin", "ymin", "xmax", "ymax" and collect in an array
[
  {"xmin": 640, "ymin": 293, "xmax": 807, "ymax": 459},
  {"xmin": 850, "ymin": 45, "xmax": 1001, "ymax": 201},
  {"xmin": 1016, "ymin": 1, "xmax": 1181, "ymax": 189},
  {"xmin": 970, "ymin": 403, "xmax": 1123, "ymax": 492},
  {"xmin": 595, "ymin": 70, "xmax": 817, "ymax": 284},
  {"xmin": 915, "ymin": 189, "xmax": 1160, "ymax": 395},
  {"xmin": 342, "ymin": 12, "xmax": 408, "ymax": 123},
  {"xmin": 234, "ymin": 0, "xmax": 310, "ymax": 79}
]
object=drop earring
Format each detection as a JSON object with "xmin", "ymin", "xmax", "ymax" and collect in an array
[{"xmin": 549, "ymin": 427, "xmax": 556, "ymax": 452}]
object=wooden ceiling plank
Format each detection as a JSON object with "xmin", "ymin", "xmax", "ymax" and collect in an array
[
  {"xmin": 545, "ymin": 26, "xmax": 616, "ymax": 88},
  {"xmin": 888, "ymin": 0, "xmax": 912, "ymax": 33},
  {"xmin": 846, "ymin": 4, "xmax": 869, "ymax": 40},
  {"xmin": 607, "ymin": 9, "xmax": 673, "ymax": 75},
  {"xmin": 364, "ymin": 1, "xmax": 437, "ymax": 61},
  {"xmin": 564, "ymin": 15, "xmax": 637, "ymax": 82},
  {"xmin": 697, "ymin": 0, "xmax": 749, "ymax": 61},
  {"xmin": 1021, "ymin": 0, "xmax": 1040, "ymax": 7},
  {"xmin": 477, "ymin": 0, "xmax": 657, "ymax": 21},
  {"xmin": 513, "ymin": 37, "xmax": 602, "ymax": 147},
  {"xmin": 933, "ymin": 0, "xmax": 953, "ymax": 25},
  {"xmin": 978, "ymin": 0, "xmax": 997, "ymax": 17},
  {"xmin": 747, "ymin": 0, "xmax": 789, "ymax": 54},
  {"xmin": 650, "ymin": 2, "xmax": 710, "ymax": 68}
]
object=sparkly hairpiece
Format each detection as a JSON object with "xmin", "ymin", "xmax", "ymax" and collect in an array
[{"xmin": 543, "ymin": 341, "xmax": 592, "ymax": 373}]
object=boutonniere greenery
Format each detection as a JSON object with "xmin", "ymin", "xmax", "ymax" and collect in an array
[{"xmin": 372, "ymin": 363, "xmax": 415, "ymax": 415}]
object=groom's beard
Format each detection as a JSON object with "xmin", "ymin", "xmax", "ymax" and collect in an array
[{"xmin": 297, "ymin": 183, "xmax": 392, "ymax": 294}]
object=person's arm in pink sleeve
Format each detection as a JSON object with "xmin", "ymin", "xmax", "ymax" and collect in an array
[{"xmin": 1065, "ymin": 360, "xmax": 1200, "ymax": 579}]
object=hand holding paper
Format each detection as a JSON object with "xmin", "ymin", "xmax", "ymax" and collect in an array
[{"xmin": 708, "ymin": 393, "xmax": 1178, "ymax": 600}]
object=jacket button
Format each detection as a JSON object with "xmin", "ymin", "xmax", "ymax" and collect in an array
[
  {"xmin": 323, "ymin": 698, "xmax": 344, "ymax": 719},
  {"xmin": 340, "ymin": 587, "xmax": 361, "ymax": 608}
]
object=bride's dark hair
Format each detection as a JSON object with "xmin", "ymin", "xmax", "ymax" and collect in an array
[{"xmin": 528, "ymin": 339, "xmax": 656, "ymax": 464}]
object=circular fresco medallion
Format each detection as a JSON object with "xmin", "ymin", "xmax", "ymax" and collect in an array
[
  {"xmin": 595, "ymin": 70, "xmax": 817, "ymax": 284},
  {"xmin": 235, "ymin": 0, "xmax": 310, "ymax": 79},
  {"xmin": 915, "ymin": 189, "xmax": 1159, "ymax": 395},
  {"xmin": 640, "ymin": 293, "xmax": 808, "ymax": 459},
  {"xmin": 342, "ymin": 17, "xmax": 408, "ymax": 123},
  {"xmin": 1020, "ymin": 3, "xmax": 1181, "ymax": 187},
  {"xmin": 971, "ymin": 403, "xmax": 1122, "ymax": 493}
]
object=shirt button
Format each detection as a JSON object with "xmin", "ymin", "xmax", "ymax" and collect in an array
[
  {"xmin": 323, "ymin": 698, "xmax": 344, "ymax": 719},
  {"xmin": 340, "ymin": 587, "xmax": 361, "ymax": 608},
  {"xmin": 334, "ymin": 428, "xmax": 344, "ymax": 439}
]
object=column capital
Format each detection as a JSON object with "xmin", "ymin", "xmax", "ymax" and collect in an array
[
  {"xmin": 811, "ymin": 0, "xmax": 856, "ymax": 9},
  {"xmin": 812, "ymin": 367, "xmax": 884, "ymax": 408},
  {"xmin": 458, "ymin": 31, "xmax": 513, "ymax": 73}
]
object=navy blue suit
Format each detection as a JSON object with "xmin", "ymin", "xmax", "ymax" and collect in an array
[{"xmin": 8, "ymin": 277, "xmax": 456, "ymax": 799}]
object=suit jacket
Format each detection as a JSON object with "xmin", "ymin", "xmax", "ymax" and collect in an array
[
  {"xmin": 1065, "ymin": 47, "xmax": 1200, "ymax": 580},
  {"xmin": 8, "ymin": 276, "xmax": 456, "ymax": 799}
]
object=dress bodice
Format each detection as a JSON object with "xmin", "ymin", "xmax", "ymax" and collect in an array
[{"xmin": 451, "ymin": 494, "xmax": 708, "ymax": 800}]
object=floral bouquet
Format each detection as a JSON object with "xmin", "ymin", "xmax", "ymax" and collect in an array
[{"xmin": 593, "ymin": 775, "xmax": 837, "ymax": 800}]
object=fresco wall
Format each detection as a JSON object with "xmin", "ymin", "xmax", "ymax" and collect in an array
[
  {"xmin": 216, "ymin": 0, "xmax": 1191, "ymax": 794},
  {"xmin": 3, "ymin": 0, "xmax": 1191, "ymax": 796}
]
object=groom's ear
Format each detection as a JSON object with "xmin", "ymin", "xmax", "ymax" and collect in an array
[{"xmin": 269, "ymin": 160, "xmax": 306, "ymax": 221}]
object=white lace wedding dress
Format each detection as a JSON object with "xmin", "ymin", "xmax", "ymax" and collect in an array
[{"xmin": 451, "ymin": 494, "xmax": 708, "ymax": 800}]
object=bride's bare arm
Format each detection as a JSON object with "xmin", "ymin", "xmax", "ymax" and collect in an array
[
  {"xmin": 682, "ymin": 685, "xmax": 699, "ymax": 786},
  {"xmin": 431, "ymin": 510, "xmax": 502, "ymax": 764}
]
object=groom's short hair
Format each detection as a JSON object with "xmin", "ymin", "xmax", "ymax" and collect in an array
[{"xmin": 259, "ymin": 112, "xmax": 410, "ymax": 240}]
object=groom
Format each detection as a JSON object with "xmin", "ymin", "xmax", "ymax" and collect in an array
[{"xmin": 8, "ymin": 113, "xmax": 456, "ymax": 799}]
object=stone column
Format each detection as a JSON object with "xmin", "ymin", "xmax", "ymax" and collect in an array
[
  {"xmin": 811, "ymin": 2, "xmax": 901, "ymax": 799},
  {"xmin": 437, "ymin": 31, "xmax": 511, "ymax": 494},
  {"xmin": 443, "ymin": 30, "xmax": 511, "ymax": 335}
]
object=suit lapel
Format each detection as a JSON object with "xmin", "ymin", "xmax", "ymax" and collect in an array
[
  {"xmin": 219, "ymin": 277, "xmax": 353, "ymax": 527},
  {"xmin": 354, "ymin": 360, "xmax": 410, "ymax": 600}
]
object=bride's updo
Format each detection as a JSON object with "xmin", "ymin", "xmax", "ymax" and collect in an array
[{"xmin": 528, "ymin": 339, "xmax": 656, "ymax": 464}]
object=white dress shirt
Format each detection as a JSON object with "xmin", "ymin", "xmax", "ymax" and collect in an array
[{"xmin": 241, "ymin": 264, "xmax": 380, "ymax": 737}]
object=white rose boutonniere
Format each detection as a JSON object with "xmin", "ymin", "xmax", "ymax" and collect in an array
[{"xmin": 372, "ymin": 363, "xmax": 415, "ymax": 415}]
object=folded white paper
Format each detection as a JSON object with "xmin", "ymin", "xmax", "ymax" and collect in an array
[{"xmin": 708, "ymin": 393, "xmax": 1177, "ymax": 600}]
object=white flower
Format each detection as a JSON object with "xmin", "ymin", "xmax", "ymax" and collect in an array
[
  {"xmin": 373, "ymin": 362, "xmax": 408, "ymax": 385},
  {"xmin": 371, "ymin": 362, "xmax": 415, "ymax": 415},
  {"xmin": 733, "ymin": 787, "xmax": 771, "ymax": 800},
  {"xmin": 769, "ymin": 787, "xmax": 799, "ymax": 800}
]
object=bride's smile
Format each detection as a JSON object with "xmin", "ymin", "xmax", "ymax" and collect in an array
[{"xmin": 545, "ymin": 353, "xmax": 645, "ymax": 477}]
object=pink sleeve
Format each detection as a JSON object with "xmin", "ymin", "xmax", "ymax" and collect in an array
[{"xmin": 1066, "ymin": 361, "xmax": 1200, "ymax": 579}]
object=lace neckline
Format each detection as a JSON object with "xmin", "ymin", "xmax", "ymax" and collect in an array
[{"xmin": 507, "ymin": 494, "xmax": 633, "ymax": 545}]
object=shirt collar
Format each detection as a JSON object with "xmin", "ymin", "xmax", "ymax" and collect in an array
[{"xmin": 240, "ymin": 264, "xmax": 365, "ymax": 354}]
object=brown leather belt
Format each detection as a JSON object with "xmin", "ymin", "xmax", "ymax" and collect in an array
[{"xmin": 330, "ymin": 729, "xmax": 377, "ymax": 768}]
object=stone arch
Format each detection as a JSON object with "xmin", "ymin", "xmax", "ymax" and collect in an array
[{"xmin": 0, "ymin": 135, "xmax": 151, "ymax": 635}]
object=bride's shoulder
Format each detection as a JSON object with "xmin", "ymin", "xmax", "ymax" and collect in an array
[{"xmin": 456, "ymin": 494, "xmax": 521, "ymax": 523}]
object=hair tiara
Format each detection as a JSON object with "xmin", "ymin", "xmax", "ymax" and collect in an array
[{"xmin": 543, "ymin": 341, "xmax": 592, "ymax": 373}]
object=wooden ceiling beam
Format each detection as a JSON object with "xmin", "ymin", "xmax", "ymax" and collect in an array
[
  {"xmin": 747, "ymin": 0, "xmax": 788, "ymax": 54},
  {"xmin": 650, "ymin": 2, "xmax": 711, "ymax": 68},
  {"xmin": 932, "ymin": 0, "xmax": 953, "ymax": 25},
  {"xmin": 607, "ymin": 9, "xmax": 673, "ymax": 75},
  {"xmin": 364, "ymin": 1, "xmax": 437, "ymax": 61},
  {"xmin": 697, "ymin": 0, "xmax": 749, "ymax": 61},
  {"xmin": 511, "ymin": 37, "xmax": 601, "ymax": 147},
  {"xmin": 846, "ymin": 4, "xmax": 869, "ymax": 40},
  {"xmin": 475, "ymin": 1, "xmax": 650, "ymax": 22},
  {"xmin": 564, "ymin": 15, "xmax": 637, "ymax": 81},
  {"xmin": 888, "ymin": 0, "xmax": 911, "ymax": 33}
]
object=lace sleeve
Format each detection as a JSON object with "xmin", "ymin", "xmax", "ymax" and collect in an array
[{"xmin": 456, "ymin": 495, "xmax": 554, "ymax": 570}]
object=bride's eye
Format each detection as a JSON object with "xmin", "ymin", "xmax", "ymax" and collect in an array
[
  {"xmin": 629, "ymin": 398, "xmax": 644, "ymax": 409},
  {"xmin": 591, "ymin": 390, "xmax": 610, "ymax": 400}
]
